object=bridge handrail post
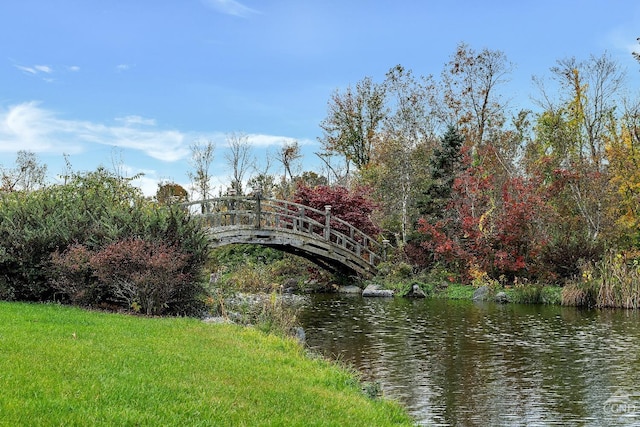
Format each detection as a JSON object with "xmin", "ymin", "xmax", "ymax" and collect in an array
[
  {"xmin": 382, "ymin": 239, "xmax": 390, "ymax": 262},
  {"xmin": 228, "ymin": 189, "xmax": 237, "ymax": 225},
  {"xmin": 254, "ymin": 190, "xmax": 262, "ymax": 229},
  {"xmin": 324, "ymin": 205, "xmax": 331, "ymax": 241},
  {"xmin": 296, "ymin": 207, "xmax": 304, "ymax": 232}
]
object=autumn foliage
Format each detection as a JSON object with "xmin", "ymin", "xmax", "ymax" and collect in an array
[
  {"xmin": 293, "ymin": 184, "xmax": 381, "ymax": 238},
  {"xmin": 52, "ymin": 238, "xmax": 196, "ymax": 315},
  {"xmin": 418, "ymin": 153, "xmax": 550, "ymax": 283}
]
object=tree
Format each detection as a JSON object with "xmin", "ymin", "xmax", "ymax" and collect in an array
[
  {"xmin": 247, "ymin": 173, "xmax": 277, "ymax": 197},
  {"xmin": 1, "ymin": 150, "xmax": 48, "ymax": 192},
  {"xmin": 277, "ymin": 140, "xmax": 301, "ymax": 182},
  {"xmin": 418, "ymin": 125, "xmax": 464, "ymax": 221},
  {"xmin": 418, "ymin": 154, "xmax": 550, "ymax": 282},
  {"xmin": 439, "ymin": 42, "xmax": 513, "ymax": 148},
  {"xmin": 224, "ymin": 132, "xmax": 255, "ymax": 195},
  {"xmin": 187, "ymin": 140, "xmax": 215, "ymax": 206},
  {"xmin": 315, "ymin": 151, "xmax": 350, "ymax": 186},
  {"xmin": 376, "ymin": 65, "xmax": 437, "ymax": 245},
  {"xmin": 294, "ymin": 171, "xmax": 328, "ymax": 189},
  {"xmin": 293, "ymin": 184, "xmax": 380, "ymax": 238},
  {"xmin": 319, "ymin": 76, "xmax": 387, "ymax": 171},
  {"xmin": 526, "ymin": 54, "xmax": 624, "ymax": 249},
  {"xmin": 604, "ymin": 99, "xmax": 640, "ymax": 247},
  {"xmin": 532, "ymin": 53, "xmax": 624, "ymax": 170},
  {"xmin": 156, "ymin": 182, "xmax": 189, "ymax": 205}
]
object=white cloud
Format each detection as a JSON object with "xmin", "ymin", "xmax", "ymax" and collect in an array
[
  {"xmin": 0, "ymin": 102, "xmax": 189, "ymax": 162},
  {"xmin": 201, "ymin": 0, "xmax": 259, "ymax": 17},
  {"xmin": 12, "ymin": 63, "xmax": 56, "ymax": 83},
  {"xmin": 68, "ymin": 65, "xmax": 80, "ymax": 72},
  {"xmin": 246, "ymin": 133, "xmax": 290, "ymax": 147},
  {"xmin": 14, "ymin": 64, "xmax": 53, "ymax": 75},
  {"xmin": 116, "ymin": 115, "xmax": 157, "ymax": 126},
  {"xmin": 34, "ymin": 65, "xmax": 52, "ymax": 73},
  {"xmin": 14, "ymin": 65, "xmax": 37, "ymax": 74},
  {"xmin": 604, "ymin": 23, "xmax": 640, "ymax": 64},
  {"xmin": 116, "ymin": 64, "xmax": 131, "ymax": 72},
  {"xmin": 0, "ymin": 102, "xmax": 77, "ymax": 152},
  {"xmin": 0, "ymin": 102, "xmax": 315, "ymax": 190},
  {"xmin": 210, "ymin": 133, "xmax": 315, "ymax": 148}
]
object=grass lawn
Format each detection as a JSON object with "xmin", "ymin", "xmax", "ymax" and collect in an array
[{"xmin": 0, "ymin": 302, "xmax": 412, "ymax": 426}]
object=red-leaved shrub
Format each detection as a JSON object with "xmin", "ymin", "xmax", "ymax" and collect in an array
[{"xmin": 52, "ymin": 238, "xmax": 196, "ymax": 315}]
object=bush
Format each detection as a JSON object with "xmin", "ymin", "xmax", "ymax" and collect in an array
[
  {"xmin": 1, "ymin": 168, "xmax": 209, "ymax": 315},
  {"xmin": 93, "ymin": 238, "xmax": 195, "ymax": 315},
  {"xmin": 50, "ymin": 244, "xmax": 105, "ymax": 306},
  {"xmin": 52, "ymin": 238, "xmax": 207, "ymax": 316}
]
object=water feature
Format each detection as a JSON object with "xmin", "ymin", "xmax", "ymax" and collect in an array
[{"xmin": 298, "ymin": 295, "xmax": 640, "ymax": 426}]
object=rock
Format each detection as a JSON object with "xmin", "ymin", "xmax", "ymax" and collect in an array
[
  {"xmin": 338, "ymin": 285, "xmax": 362, "ymax": 294},
  {"xmin": 283, "ymin": 278, "xmax": 299, "ymax": 293},
  {"xmin": 305, "ymin": 279, "xmax": 319, "ymax": 287},
  {"xmin": 362, "ymin": 284, "xmax": 394, "ymax": 297},
  {"xmin": 495, "ymin": 291, "xmax": 509, "ymax": 304},
  {"xmin": 293, "ymin": 326, "xmax": 306, "ymax": 344},
  {"xmin": 403, "ymin": 283, "xmax": 426, "ymax": 298},
  {"xmin": 202, "ymin": 316, "xmax": 232, "ymax": 324},
  {"xmin": 473, "ymin": 285, "xmax": 490, "ymax": 301}
]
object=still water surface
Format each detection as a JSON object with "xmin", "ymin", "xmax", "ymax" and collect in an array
[{"xmin": 298, "ymin": 295, "xmax": 640, "ymax": 426}]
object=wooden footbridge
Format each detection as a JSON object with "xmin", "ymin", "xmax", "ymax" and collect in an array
[{"xmin": 182, "ymin": 194, "xmax": 389, "ymax": 278}]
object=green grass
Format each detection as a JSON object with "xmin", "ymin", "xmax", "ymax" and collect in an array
[
  {"xmin": 0, "ymin": 302, "xmax": 413, "ymax": 426},
  {"xmin": 427, "ymin": 282, "xmax": 563, "ymax": 304},
  {"xmin": 506, "ymin": 284, "xmax": 563, "ymax": 305},
  {"xmin": 434, "ymin": 283, "xmax": 476, "ymax": 300}
]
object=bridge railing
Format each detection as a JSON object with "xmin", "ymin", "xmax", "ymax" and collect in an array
[{"xmin": 181, "ymin": 195, "xmax": 388, "ymax": 267}]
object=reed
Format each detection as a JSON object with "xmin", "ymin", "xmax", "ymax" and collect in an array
[
  {"xmin": 562, "ymin": 252, "xmax": 640, "ymax": 309},
  {"xmin": 561, "ymin": 281, "xmax": 598, "ymax": 307},
  {"xmin": 596, "ymin": 252, "xmax": 640, "ymax": 309}
]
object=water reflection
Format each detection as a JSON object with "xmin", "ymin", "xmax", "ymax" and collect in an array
[{"xmin": 298, "ymin": 295, "xmax": 640, "ymax": 426}]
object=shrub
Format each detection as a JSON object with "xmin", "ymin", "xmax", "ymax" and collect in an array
[
  {"xmin": 52, "ymin": 238, "xmax": 206, "ymax": 316},
  {"xmin": 91, "ymin": 238, "xmax": 195, "ymax": 315},
  {"xmin": 562, "ymin": 261, "xmax": 599, "ymax": 308},
  {"xmin": 0, "ymin": 168, "xmax": 209, "ymax": 315},
  {"xmin": 50, "ymin": 243, "xmax": 106, "ymax": 305},
  {"xmin": 292, "ymin": 184, "xmax": 381, "ymax": 238}
]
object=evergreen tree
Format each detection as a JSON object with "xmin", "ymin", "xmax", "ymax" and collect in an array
[{"xmin": 418, "ymin": 125, "xmax": 464, "ymax": 221}]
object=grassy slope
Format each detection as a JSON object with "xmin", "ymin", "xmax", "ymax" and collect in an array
[{"xmin": 0, "ymin": 303, "xmax": 412, "ymax": 426}]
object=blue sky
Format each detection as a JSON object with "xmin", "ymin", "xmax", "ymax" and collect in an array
[{"xmin": 1, "ymin": 0, "xmax": 640, "ymax": 196}]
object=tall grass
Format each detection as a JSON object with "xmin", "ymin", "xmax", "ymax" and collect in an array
[
  {"xmin": 561, "ymin": 280, "xmax": 599, "ymax": 307},
  {"xmin": 0, "ymin": 302, "xmax": 412, "ymax": 426},
  {"xmin": 562, "ymin": 252, "xmax": 640, "ymax": 309},
  {"xmin": 596, "ymin": 252, "xmax": 640, "ymax": 309},
  {"xmin": 509, "ymin": 283, "xmax": 562, "ymax": 305}
]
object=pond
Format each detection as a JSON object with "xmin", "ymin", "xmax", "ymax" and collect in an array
[{"xmin": 298, "ymin": 295, "xmax": 640, "ymax": 426}]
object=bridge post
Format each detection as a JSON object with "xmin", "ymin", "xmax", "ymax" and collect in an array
[
  {"xmin": 324, "ymin": 205, "xmax": 331, "ymax": 240},
  {"xmin": 228, "ymin": 188, "xmax": 236, "ymax": 225},
  {"xmin": 296, "ymin": 207, "xmax": 304, "ymax": 231},
  {"xmin": 382, "ymin": 239, "xmax": 390, "ymax": 262},
  {"xmin": 254, "ymin": 190, "xmax": 262, "ymax": 229}
]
